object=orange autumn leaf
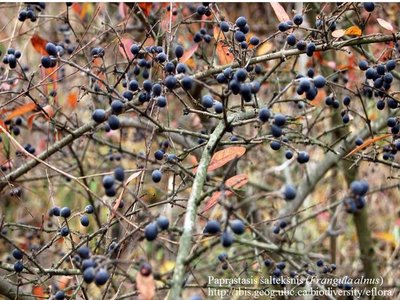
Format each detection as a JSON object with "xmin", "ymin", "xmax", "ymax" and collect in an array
[
  {"xmin": 271, "ymin": 2, "xmax": 290, "ymax": 22},
  {"xmin": 32, "ymin": 285, "xmax": 46, "ymax": 299},
  {"xmin": 309, "ymin": 88, "xmax": 326, "ymax": 106},
  {"xmin": 202, "ymin": 174, "xmax": 249, "ymax": 212},
  {"xmin": 67, "ymin": 91, "xmax": 78, "ymax": 109},
  {"xmin": 0, "ymin": 119, "xmax": 7, "ymax": 132},
  {"xmin": 216, "ymin": 43, "xmax": 234, "ymax": 65},
  {"xmin": 138, "ymin": 3, "xmax": 152, "ymax": 16},
  {"xmin": 5, "ymin": 103, "xmax": 37, "ymax": 121},
  {"xmin": 194, "ymin": 146, "xmax": 246, "ymax": 173},
  {"xmin": 31, "ymin": 34, "xmax": 48, "ymax": 55},
  {"xmin": 344, "ymin": 25, "xmax": 362, "ymax": 36},
  {"xmin": 345, "ymin": 134, "xmax": 392, "ymax": 158},
  {"xmin": 27, "ymin": 105, "xmax": 55, "ymax": 129},
  {"xmin": 72, "ymin": 3, "xmax": 93, "ymax": 21}
]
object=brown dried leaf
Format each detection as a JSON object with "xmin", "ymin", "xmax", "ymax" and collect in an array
[
  {"xmin": 202, "ymin": 174, "xmax": 249, "ymax": 212},
  {"xmin": 136, "ymin": 272, "xmax": 155, "ymax": 300},
  {"xmin": 271, "ymin": 2, "xmax": 290, "ymax": 22}
]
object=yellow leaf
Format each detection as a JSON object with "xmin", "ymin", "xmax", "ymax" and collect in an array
[
  {"xmin": 373, "ymin": 231, "xmax": 396, "ymax": 245},
  {"xmin": 160, "ymin": 260, "xmax": 175, "ymax": 273},
  {"xmin": 344, "ymin": 25, "xmax": 362, "ymax": 36},
  {"xmin": 256, "ymin": 41, "xmax": 273, "ymax": 56}
]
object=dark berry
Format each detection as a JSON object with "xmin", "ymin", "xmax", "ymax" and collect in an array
[
  {"xmin": 221, "ymin": 231, "xmax": 233, "ymax": 247},
  {"xmin": 293, "ymin": 14, "xmax": 303, "ymax": 26},
  {"xmin": 235, "ymin": 16, "xmax": 247, "ymax": 28},
  {"xmin": 80, "ymin": 215, "xmax": 89, "ymax": 227},
  {"xmin": 203, "ymin": 220, "xmax": 221, "ymax": 234},
  {"xmin": 60, "ymin": 207, "xmax": 71, "ymax": 218},
  {"xmin": 111, "ymin": 100, "xmax": 124, "ymax": 115},
  {"xmin": 107, "ymin": 115, "xmax": 120, "ymax": 130},
  {"xmin": 144, "ymin": 222, "xmax": 158, "ymax": 241},
  {"xmin": 202, "ymin": 95, "xmax": 214, "ymax": 108},
  {"xmin": 83, "ymin": 267, "xmax": 95, "ymax": 283},
  {"xmin": 283, "ymin": 184, "xmax": 296, "ymax": 200},
  {"xmin": 85, "ymin": 205, "xmax": 94, "ymax": 214},
  {"xmin": 297, "ymin": 151, "xmax": 309, "ymax": 164},
  {"xmin": 175, "ymin": 45, "xmax": 184, "ymax": 58},
  {"xmin": 230, "ymin": 219, "xmax": 245, "ymax": 235},
  {"xmin": 363, "ymin": 2, "xmax": 375, "ymax": 12},
  {"xmin": 220, "ymin": 21, "xmax": 230, "ymax": 32},
  {"xmin": 151, "ymin": 170, "xmax": 162, "ymax": 183},
  {"xmin": 314, "ymin": 75, "xmax": 326, "ymax": 88},
  {"xmin": 287, "ymin": 34, "xmax": 296, "ymax": 46},
  {"xmin": 157, "ymin": 216, "xmax": 169, "ymax": 230},
  {"xmin": 94, "ymin": 269, "xmax": 110, "ymax": 286},
  {"xmin": 45, "ymin": 42, "xmax": 58, "ymax": 56},
  {"xmin": 12, "ymin": 249, "xmax": 23, "ymax": 260},
  {"xmin": 359, "ymin": 60, "xmax": 369, "ymax": 71}
]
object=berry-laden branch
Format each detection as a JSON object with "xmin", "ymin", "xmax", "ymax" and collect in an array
[
  {"xmin": 168, "ymin": 110, "xmax": 256, "ymax": 300},
  {"xmin": 193, "ymin": 32, "xmax": 400, "ymax": 80},
  {"xmin": 0, "ymin": 32, "xmax": 399, "ymax": 193},
  {"xmin": 279, "ymin": 109, "xmax": 397, "ymax": 219}
]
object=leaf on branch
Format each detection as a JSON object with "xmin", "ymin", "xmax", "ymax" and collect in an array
[
  {"xmin": 331, "ymin": 29, "xmax": 345, "ymax": 38},
  {"xmin": 118, "ymin": 2, "xmax": 129, "ymax": 19},
  {"xmin": 377, "ymin": 18, "xmax": 394, "ymax": 31},
  {"xmin": 32, "ymin": 285, "xmax": 46, "ymax": 298},
  {"xmin": 31, "ymin": 34, "xmax": 48, "ymax": 55},
  {"xmin": 72, "ymin": 3, "xmax": 93, "ymax": 21},
  {"xmin": 0, "ymin": 119, "xmax": 7, "ymax": 132},
  {"xmin": 5, "ymin": 103, "xmax": 37, "ymax": 121},
  {"xmin": 256, "ymin": 41, "xmax": 273, "ymax": 56},
  {"xmin": 67, "ymin": 91, "xmax": 78, "ymax": 109},
  {"xmin": 344, "ymin": 25, "xmax": 362, "ymax": 36},
  {"xmin": 119, "ymin": 38, "xmax": 134, "ymax": 60},
  {"xmin": 271, "ymin": 3, "xmax": 290, "ymax": 22},
  {"xmin": 202, "ymin": 174, "xmax": 249, "ymax": 212},
  {"xmin": 345, "ymin": 134, "xmax": 392, "ymax": 158},
  {"xmin": 180, "ymin": 44, "xmax": 199, "ymax": 64},
  {"xmin": 194, "ymin": 146, "xmax": 246, "ymax": 173},
  {"xmin": 373, "ymin": 231, "xmax": 396, "ymax": 245},
  {"xmin": 27, "ymin": 105, "xmax": 55, "ymax": 129},
  {"xmin": 216, "ymin": 43, "xmax": 234, "ymax": 65},
  {"xmin": 112, "ymin": 171, "xmax": 142, "ymax": 217},
  {"xmin": 136, "ymin": 272, "xmax": 155, "ymax": 300},
  {"xmin": 138, "ymin": 3, "xmax": 152, "ymax": 16}
]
